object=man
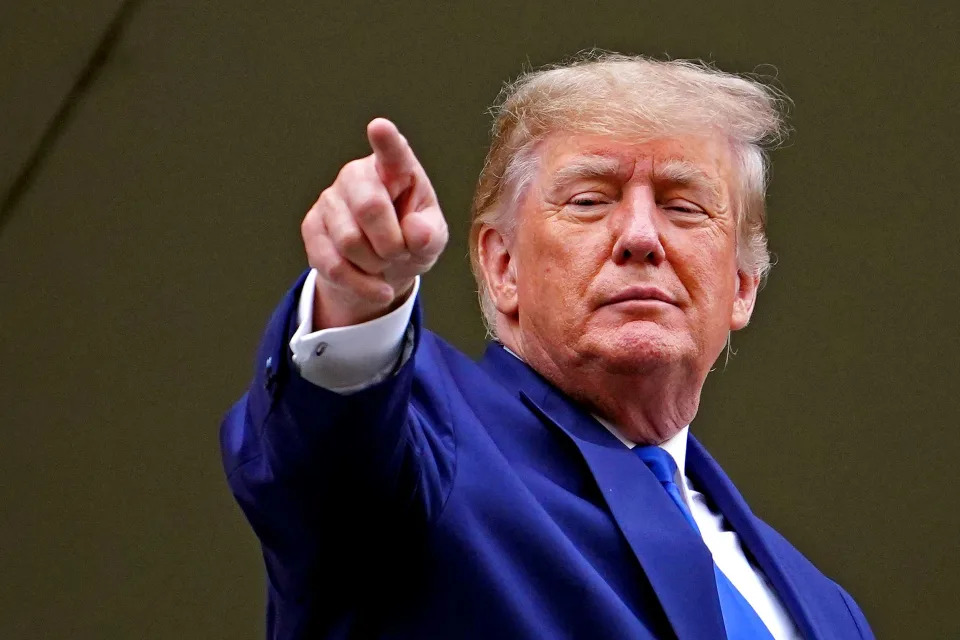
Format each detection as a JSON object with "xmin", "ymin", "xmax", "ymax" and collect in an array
[{"xmin": 221, "ymin": 53, "xmax": 874, "ymax": 639}]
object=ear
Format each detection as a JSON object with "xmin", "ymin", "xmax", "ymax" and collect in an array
[
  {"xmin": 730, "ymin": 269, "xmax": 760, "ymax": 331},
  {"xmin": 477, "ymin": 224, "xmax": 518, "ymax": 317}
]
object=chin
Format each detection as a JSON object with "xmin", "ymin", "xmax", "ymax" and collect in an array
[{"xmin": 587, "ymin": 323, "xmax": 692, "ymax": 375}]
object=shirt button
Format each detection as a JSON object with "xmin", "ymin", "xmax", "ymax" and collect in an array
[{"xmin": 315, "ymin": 342, "xmax": 328, "ymax": 357}]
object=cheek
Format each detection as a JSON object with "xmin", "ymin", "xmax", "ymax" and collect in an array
[
  {"xmin": 519, "ymin": 226, "xmax": 604, "ymax": 323},
  {"xmin": 686, "ymin": 260, "xmax": 732, "ymax": 297},
  {"xmin": 668, "ymin": 235, "xmax": 739, "ymax": 312}
]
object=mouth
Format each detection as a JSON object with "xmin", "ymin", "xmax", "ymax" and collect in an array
[{"xmin": 600, "ymin": 286, "xmax": 677, "ymax": 308}]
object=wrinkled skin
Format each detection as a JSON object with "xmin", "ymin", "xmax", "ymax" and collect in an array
[{"xmin": 478, "ymin": 132, "xmax": 760, "ymax": 444}]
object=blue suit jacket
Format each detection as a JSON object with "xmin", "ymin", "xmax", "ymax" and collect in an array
[{"xmin": 221, "ymin": 273, "xmax": 874, "ymax": 639}]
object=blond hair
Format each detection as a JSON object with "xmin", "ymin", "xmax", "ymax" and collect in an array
[{"xmin": 468, "ymin": 52, "xmax": 789, "ymax": 335}]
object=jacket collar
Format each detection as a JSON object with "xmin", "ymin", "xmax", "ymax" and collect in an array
[
  {"xmin": 686, "ymin": 437, "xmax": 825, "ymax": 640},
  {"xmin": 479, "ymin": 344, "xmax": 728, "ymax": 640}
]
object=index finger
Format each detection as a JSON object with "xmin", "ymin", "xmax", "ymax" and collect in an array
[{"xmin": 367, "ymin": 118, "xmax": 418, "ymax": 197}]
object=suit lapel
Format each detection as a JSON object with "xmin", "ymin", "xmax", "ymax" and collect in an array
[
  {"xmin": 480, "ymin": 345, "xmax": 727, "ymax": 640},
  {"xmin": 686, "ymin": 435, "xmax": 825, "ymax": 640}
]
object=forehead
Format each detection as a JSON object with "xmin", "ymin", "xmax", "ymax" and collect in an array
[{"xmin": 536, "ymin": 132, "xmax": 734, "ymax": 186}]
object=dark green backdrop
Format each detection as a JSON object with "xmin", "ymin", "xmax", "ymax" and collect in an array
[{"xmin": 2, "ymin": 1, "xmax": 957, "ymax": 638}]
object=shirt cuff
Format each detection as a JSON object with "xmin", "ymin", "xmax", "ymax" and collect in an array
[{"xmin": 289, "ymin": 269, "xmax": 419, "ymax": 393}]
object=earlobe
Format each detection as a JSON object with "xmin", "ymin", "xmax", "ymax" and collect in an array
[
  {"xmin": 478, "ymin": 225, "xmax": 519, "ymax": 316},
  {"xmin": 730, "ymin": 270, "xmax": 760, "ymax": 331}
]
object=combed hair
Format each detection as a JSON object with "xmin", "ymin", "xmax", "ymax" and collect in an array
[{"xmin": 468, "ymin": 51, "xmax": 790, "ymax": 337}]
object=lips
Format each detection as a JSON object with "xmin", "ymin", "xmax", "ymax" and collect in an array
[{"xmin": 601, "ymin": 286, "xmax": 677, "ymax": 308}]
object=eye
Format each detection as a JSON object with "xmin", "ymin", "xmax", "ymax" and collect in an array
[
  {"xmin": 662, "ymin": 199, "xmax": 707, "ymax": 217},
  {"xmin": 568, "ymin": 193, "xmax": 610, "ymax": 207}
]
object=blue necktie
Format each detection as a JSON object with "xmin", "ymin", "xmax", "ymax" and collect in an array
[{"xmin": 634, "ymin": 446, "xmax": 775, "ymax": 640}]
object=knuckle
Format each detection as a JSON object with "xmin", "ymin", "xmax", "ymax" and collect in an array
[
  {"xmin": 315, "ymin": 187, "xmax": 334, "ymax": 209},
  {"xmin": 335, "ymin": 227, "xmax": 365, "ymax": 252},
  {"xmin": 354, "ymin": 194, "xmax": 389, "ymax": 222},
  {"xmin": 305, "ymin": 196, "xmax": 332, "ymax": 233},
  {"xmin": 303, "ymin": 197, "xmax": 330, "ymax": 229},
  {"xmin": 337, "ymin": 159, "xmax": 362, "ymax": 181},
  {"xmin": 300, "ymin": 214, "xmax": 316, "ymax": 239},
  {"xmin": 337, "ymin": 157, "xmax": 375, "ymax": 186},
  {"xmin": 325, "ymin": 258, "xmax": 350, "ymax": 282}
]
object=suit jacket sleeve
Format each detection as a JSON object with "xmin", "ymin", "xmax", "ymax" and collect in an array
[{"xmin": 219, "ymin": 271, "xmax": 457, "ymax": 632}]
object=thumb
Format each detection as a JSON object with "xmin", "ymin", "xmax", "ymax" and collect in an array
[{"xmin": 402, "ymin": 208, "xmax": 448, "ymax": 262}]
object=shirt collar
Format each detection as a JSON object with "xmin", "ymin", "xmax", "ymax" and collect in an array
[{"xmin": 593, "ymin": 415, "xmax": 689, "ymax": 474}]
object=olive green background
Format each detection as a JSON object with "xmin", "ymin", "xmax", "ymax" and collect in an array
[{"xmin": 2, "ymin": 1, "xmax": 957, "ymax": 638}]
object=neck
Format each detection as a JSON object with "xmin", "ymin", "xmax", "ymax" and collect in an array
[
  {"xmin": 499, "ymin": 326, "xmax": 703, "ymax": 446},
  {"xmin": 576, "ymin": 368, "xmax": 700, "ymax": 445}
]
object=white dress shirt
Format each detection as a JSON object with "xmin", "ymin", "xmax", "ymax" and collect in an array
[{"xmin": 289, "ymin": 268, "xmax": 801, "ymax": 639}]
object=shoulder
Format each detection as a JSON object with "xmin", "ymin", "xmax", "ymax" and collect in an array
[
  {"xmin": 751, "ymin": 518, "xmax": 875, "ymax": 639},
  {"xmin": 408, "ymin": 329, "xmax": 508, "ymax": 418}
]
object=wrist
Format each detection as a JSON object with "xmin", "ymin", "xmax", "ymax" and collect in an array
[{"xmin": 313, "ymin": 278, "xmax": 414, "ymax": 329}]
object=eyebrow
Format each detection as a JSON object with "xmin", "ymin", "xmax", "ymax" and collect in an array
[
  {"xmin": 652, "ymin": 158, "xmax": 725, "ymax": 205},
  {"xmin": 547, "ymin": 155, "xmax": 624, "ymax": 190}
]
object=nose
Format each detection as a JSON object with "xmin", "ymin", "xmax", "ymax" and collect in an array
[{"xmin": 611, "ymin": 188, "xmax": 665, "ymax": 266}]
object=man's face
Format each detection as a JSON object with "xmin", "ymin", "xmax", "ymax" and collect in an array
[{"xmin": 507, "ymin": 132, "xmax": 757, "ymax": 381}]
